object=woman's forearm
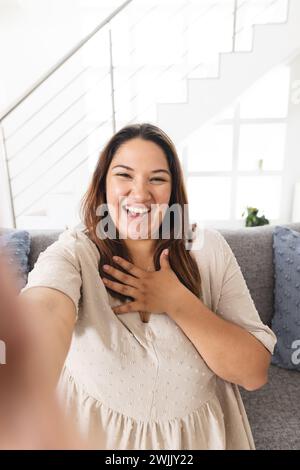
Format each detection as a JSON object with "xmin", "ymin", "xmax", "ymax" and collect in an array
[
  {"xmin": 20, "ymin": 291, "xmax": 75, "ymax": 390},
  {"xmin": 168, "ymin": 286, "xmax": 271, "ymax": 391}
]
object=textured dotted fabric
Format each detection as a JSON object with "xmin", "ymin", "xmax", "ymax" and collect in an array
[
  {"xmin": 20, "ymin": 226, "xmax": 277, "ymax": 450},
  {"xmin": 0, "ymin": 229, "xmax": 31, "ymax": 290},
  {"xmin": 271, "ymin": 226, "xmax": 300, "ymax": 370}
]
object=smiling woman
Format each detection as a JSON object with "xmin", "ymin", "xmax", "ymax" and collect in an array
[
  {"xmin": 79, "ymin": 123, "xmax": 202, "ymax": 314},
  {"xmin": 19, "ymin": 123, "xmax": 277, "ymax": 450}
]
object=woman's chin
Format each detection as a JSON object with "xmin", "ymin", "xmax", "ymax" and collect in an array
[
  {"xmin": 117, "ymin": 224, "xmax": 159, "ymax": 240},
  {"xmin": 119, "ymin": 231, "xmax": 151, "ymax": 240}
]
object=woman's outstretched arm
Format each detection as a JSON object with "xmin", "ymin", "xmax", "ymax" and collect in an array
[
  {"xmin": 0, "ymin": 252, "xmax": 86, "ymax": 449},
  {"xmin": 20, "ymin": 286, "xmax": 77, "ymax": 390}
]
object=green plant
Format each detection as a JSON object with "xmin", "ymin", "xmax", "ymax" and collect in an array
[{"xmin": 242, "ymin": 207, "xmax": 270, "ymax": 227}]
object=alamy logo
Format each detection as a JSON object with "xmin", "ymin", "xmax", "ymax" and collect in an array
[
  {"xmin": 291, "ymin": 339, "xmax": 300, "ymax": 365},
  {"xmin": 95, "ymin": 201, "xmax": 205, "ymax": 252},
  {"xmin": 0, "ymin": 340, "xmax": 6, "ymax": 365}
]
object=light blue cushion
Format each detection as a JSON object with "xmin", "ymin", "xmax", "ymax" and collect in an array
[
  {"xmin": 271, "ymin": 226, "xmax": 300, "ymax": 371},
  {"xmin": 0, "ymin": 229, "xmax": 31, "ymax": 291}
]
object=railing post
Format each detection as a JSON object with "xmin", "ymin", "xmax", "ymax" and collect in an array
[
  {"xmin": 232, "ymin": 0, "xmax": 238, "ymax": 52},
  {"xmin": 109, "ymin": 28, "xmax": 116, "ymax": 133},
  {"xmin": 0, "ymin": 123, "xmax": 16, "ymax": 228}
]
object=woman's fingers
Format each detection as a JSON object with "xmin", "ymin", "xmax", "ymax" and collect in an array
[
  {"xmin": 102, "ymin": 277, "xmax": 138, "ymax": 297},
  {"xmin": 102, "ymin": 264, "xmax": 139, "ymax": 287},
  {"xmin": 112, "ymin": 256, "xmax": 147, "ymax": 278},
  {"xmin": 112, "ymin": 302, "xmax": 141, "ymax": 314}
]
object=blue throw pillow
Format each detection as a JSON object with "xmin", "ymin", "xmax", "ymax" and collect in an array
[
  {"xmin": 271, "ymin": 226, "xmax": 300, "ymax": 371},
  {"xmin": 0, "ymin": 229, "xmax": 31, "ymax": 291}
]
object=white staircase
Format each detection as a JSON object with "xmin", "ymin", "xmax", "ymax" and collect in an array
[
  {"xmin": 1, "ymin": 0, "xmax": 299, "ymax": 229},
  {"xmin": 157, "ymin": 0, "xmax": 300, "ymax": 143}
]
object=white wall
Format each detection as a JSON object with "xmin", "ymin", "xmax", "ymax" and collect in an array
[
  {"xmin": 281, "ymin": 52, "xmax": 300, "ymax": 223},
  {"xmin": 0, "ymin": 0, "xmax": 123, "ymax": 116},
  {"xmin": 0, "ymin": 130, "xmax": 14, "ymax": 227},
  {"xmin": 1, "ymin": 0, "xmax": 299, "ymax": 229}
]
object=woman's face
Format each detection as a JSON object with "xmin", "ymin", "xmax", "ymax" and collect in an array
[{"xmin": 105, "ymin": 137, "xmax": 172, "ymax": 240}]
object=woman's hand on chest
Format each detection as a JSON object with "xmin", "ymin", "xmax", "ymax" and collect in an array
[{"xmin": 101, "ymin": 249, "xmax": 187, "ymax": 316}]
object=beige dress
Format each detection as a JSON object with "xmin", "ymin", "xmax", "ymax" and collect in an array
[{"xmin": 20, "ymin": 225, "xmax": 277, "ymax": 450}]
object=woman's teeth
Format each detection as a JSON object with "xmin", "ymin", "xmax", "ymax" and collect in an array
[{"xmin": 123, "ymin": 205, "xmax": 150, "ymax": 218}]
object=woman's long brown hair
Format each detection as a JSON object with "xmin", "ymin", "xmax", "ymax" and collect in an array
[{"xmin": 79, "ymin": 123, "xmax": 203, "ymax": 307}]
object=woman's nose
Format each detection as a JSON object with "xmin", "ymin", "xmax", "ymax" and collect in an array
[{"xmin": 129, "ymin": 179, "xmax": 151, "ymax": 200}]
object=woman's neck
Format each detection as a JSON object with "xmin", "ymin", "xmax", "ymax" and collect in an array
[{"xmin": 124, "ymin": 239, "xmax": 156, "ymax": 270}]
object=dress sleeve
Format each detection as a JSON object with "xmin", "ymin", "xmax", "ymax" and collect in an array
[
  {"xmin": 20, "ymin": 229, "xmax": 82, "ymax": 321},
  {"xmin": 214, "ymin": 231, "xmax": 277, "ymax": 355}
]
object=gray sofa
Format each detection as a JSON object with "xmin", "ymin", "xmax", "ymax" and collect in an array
[{"xmin": 25, "ymin": 222, "xmax": 300, "ymax": 450}]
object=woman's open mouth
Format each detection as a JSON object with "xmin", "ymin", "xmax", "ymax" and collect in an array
[{"xmin": 122, "ymin": 205, "xmax": 151, "ymax": 220}]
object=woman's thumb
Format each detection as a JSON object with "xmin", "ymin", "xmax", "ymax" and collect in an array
[{"xmin": 160, "ymin": 248, "xmax": 169, "ymax": 269}]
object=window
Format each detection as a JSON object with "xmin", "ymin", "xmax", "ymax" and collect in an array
[
  {"xmin": 238, "ymin": 123, "xmax": 287, "ymax": 171},
  {"xmin": 183, "ymin": 65, "xmax": 290, "ymax": 228},
  {"xmin": 236, "ymin": 176, "xmax": 282, "ymax": 220},
  {"xmin": 187, "ymin": 124, "xmax": 233, "ymax": 172},
  {"xmin": 187, "ymin": 176, "xmax": 232, "ymax": 221}
]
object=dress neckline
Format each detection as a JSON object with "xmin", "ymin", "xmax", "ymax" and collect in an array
[{"xmin": 107, "ymin": 292, "xmax": 151, "ymax": 324}]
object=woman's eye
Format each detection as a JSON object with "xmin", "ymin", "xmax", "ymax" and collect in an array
[
  {"xmin": 116, "ymin": 173, "xmax": 131, "ymax": 178},
  {"xmin": 115, "ymin": 173, "xmax": 166, "ymax": 182}
]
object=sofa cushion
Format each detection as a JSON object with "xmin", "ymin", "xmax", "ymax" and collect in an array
[
  {"xmin": 240, "ymin": 364, "xmax": 300, "ymax": 449},
  {"xmin": 270, "ymin": 226, "xmax": 300, "ymax": 371},
  {"xmin": 27, "ymin": 230, "xmax": 62, "ymax": 271},
  {"xmin": 219, "ymin": 223, "xmax": 300, "ymax": 326},
  {"xmin": 219, "ymin": 225, "xmax": 281, "ymax": 326},
  {"xmin": 0, "ymin": 229, "xmax": 31, "ymax": 290}
]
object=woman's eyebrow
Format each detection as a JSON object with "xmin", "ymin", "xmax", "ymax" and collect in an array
[{"xmin": 112, "ymin": 164, "xmax": 170, "ymax": 175}]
